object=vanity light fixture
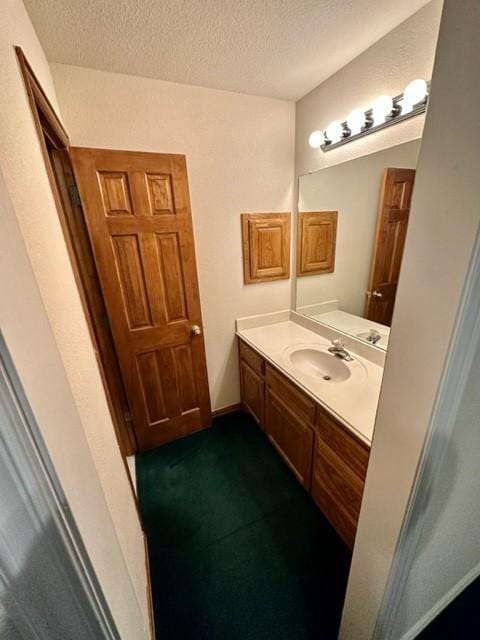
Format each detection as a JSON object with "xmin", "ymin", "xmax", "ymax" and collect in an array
[{"xmin": 309, "ymin": 78, "xmax": 429, "ymax": 152}]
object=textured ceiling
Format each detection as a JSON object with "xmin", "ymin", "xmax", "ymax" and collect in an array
[{"xmin": 25, "ymin": 0, "xmax": 432, "ymax": 100}]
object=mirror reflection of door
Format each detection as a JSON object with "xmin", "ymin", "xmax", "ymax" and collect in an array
[{"xmin": 365, "ymin": 168, "xmax": 416, "ymax": 326}]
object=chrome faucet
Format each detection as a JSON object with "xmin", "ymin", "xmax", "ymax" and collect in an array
[
  {"xmin": 365, "ymin": 329, "xmax": 381, "ymax": 345},
  {"xmin": 328, "ymin": 339, "xmax": 353, "ymax": 361}
]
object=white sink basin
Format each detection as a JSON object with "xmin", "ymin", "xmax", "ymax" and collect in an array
[{"xmin": 283, "ymin": 343, "xmax": 367, "ymax": 383}]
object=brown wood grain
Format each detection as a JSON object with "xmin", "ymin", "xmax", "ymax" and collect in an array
[
  {"xmin": 241, "ymin": 212, "xmax": 291, "ymax": 284},
  {"xmin": 365, "ymin": 167, "xmax": 416, "ymax": 326},
  {"xmin": 311, "ymin": 436, "xmax": 364, "ymax": 549},
  {"xmin": 239, "ymin": 340, "xmax": 265, "ymax": 377},
  {"xmin": 265, "ymin": 363, "xmax": 316, "ymax": 425},
  {"xmin": 240, "ymin": 360, "xmax": 265, "ymax": 427},
  {"xmin": 316, "ymin": 406, "xmax": 370, "ymax": 479},
  {"xmin": 265, "ymin": 387, "xmax": 314, "ymax": 489},
  {"xmin": 70, "ymin": 148, "xmax": 211, "ymax": 451},
  {"xmin": 297, "ymin": 211, "xmax": 337, "ymax": 276}
]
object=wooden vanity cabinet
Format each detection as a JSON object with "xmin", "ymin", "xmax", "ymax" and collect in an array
[{"xmin": 238, "ymin": 337, "xmax": 370, "ymax": 548}]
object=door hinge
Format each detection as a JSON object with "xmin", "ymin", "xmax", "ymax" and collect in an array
[
  {"xmin": 68, "ymin": 182, "xmax": 81, "ymax": 206},
  {"xmin": 123, "ymin": 410, "xmax": 132, "ymax": 424}
]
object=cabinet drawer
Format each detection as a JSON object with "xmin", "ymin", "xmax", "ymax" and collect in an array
[
  {"xmin": 239, "ymin": 339, "xmax": 265, "ymax": 377},
  {"xmin": 316, "ymin": 407, "xmax": 369, "ymax": 480},
  {"xmin": 312, "ymin": 437, "xmax": 364, "ymax": 548},
  {"xmin": 240, "ymin": 360, "xmax": 264, "ymax": 427},
  {"xmin": 265, "ymin": 364, "xmax": 316, "ymax": 425}
]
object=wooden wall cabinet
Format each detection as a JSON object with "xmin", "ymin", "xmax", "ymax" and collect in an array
[
  {"xmin": 238, "ymin": 337, "xmax": 370, "ymax": 548},
  {"xmin": 241, "ymin": 212, "xmax": 291, "ymax": 284},
  {"xmin": 297, "ymin": 211, "xmax": 337, "ymax": 276}
]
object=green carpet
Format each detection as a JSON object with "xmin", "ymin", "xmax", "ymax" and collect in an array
[{"xmin": 137, "ymin": 411, "xmax": 351, "ymax": 639}]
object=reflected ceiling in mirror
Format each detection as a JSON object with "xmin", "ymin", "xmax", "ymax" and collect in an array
[{"xmin": 295, "ymin": 139, "xmax": 421, "ymax": 351}]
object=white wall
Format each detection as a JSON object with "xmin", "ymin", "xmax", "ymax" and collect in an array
[
  {"xmin": 340, "ymin": 0, "xmax": 480, "ymax": 637},
  {"xmin": 297, "ymin": 139, "xmax": 420, "ymax": 315},
  {"xmin": 295, "ymin": 0, "xmax": 442, "ymax": 176},
  {"xmin": 50, "ymin": 64, "xmax": 296, "ymax": 411},
  {"xmin": 0, "ymin": 1, "xmax": 148, "ymax": 637},
  {"xmin": 388, "ymin": 323, "xmax": 480, "ymax": 638}
]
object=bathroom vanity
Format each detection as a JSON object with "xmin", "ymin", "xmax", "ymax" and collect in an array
[{"xmin": 237, "ymin": 314, "xmax": 384, "ymax": 548}]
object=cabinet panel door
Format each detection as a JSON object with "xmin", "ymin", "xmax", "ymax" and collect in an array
[
  {"xmin": 311, "ymin": 437, "xmax": 364, "ymax": 548},
  {"xmin": 265, "ymin": 364, "xmax": 316, "ymax": 425},
  {"xmin": 265, "ymin": 387, "xmax": 314, "ymax": 488},
  {"xmin": 297, "ymin": 210, "xmax": 337, "ymax": 276},
  {"xmin": 240, "ymin": 360, "xmax": 264, "ymax": 427},
  {"xmin": 241, "ymin": 212, "xmax": 291, "ymax": 284},
  {"xmin": 317, "ymin": 406, "xmax": 369, "ymax": 479},
  {"xmin": 239, "ymin": 340, "xmax": 265, "ymax": 377}
]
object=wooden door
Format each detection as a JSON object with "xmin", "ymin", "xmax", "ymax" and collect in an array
[
  {"xmin": 70, "ymin": 148, "xmax": 211, "ymax": 451},
  {"xmin": 365, "ymin": 167, "xmax": 416, "ymax": 326}
]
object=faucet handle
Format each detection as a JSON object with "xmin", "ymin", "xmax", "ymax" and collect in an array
[{"xmin": 331, "ymin": 339, "xmax": 343, "ymax": 348}]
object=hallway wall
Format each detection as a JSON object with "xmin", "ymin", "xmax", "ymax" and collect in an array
[
  {"xmin": 0, "ymin": 1, "xmax": 149, "ymax": 636},
  {"xmin": 51, "ymin": 64, "xmax": 296, "ymax": 411},
  {"xmin": 340, "ymin": 0, "xmax": 480, "ymax": 636}
]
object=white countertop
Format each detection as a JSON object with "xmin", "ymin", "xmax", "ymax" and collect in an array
[{"xmin": 237, "ymin": 320, "xmax": 384, "ymax": 445}]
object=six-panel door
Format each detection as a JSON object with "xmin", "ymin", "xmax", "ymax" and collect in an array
[
  {"xmin": 70, "ymin": 148, "xmax": 211, "ymax": 451},
  {"xmin": 365, "ymin": 167, "xmax": 416, "ymax": 326}
]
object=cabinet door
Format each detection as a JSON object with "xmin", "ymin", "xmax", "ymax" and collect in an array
[
  {"xmin": 240, "ymin": 360, "xmax": 264, "ymax": 426},
  {"xmin": 311, "ymin": 436, "xmax": 364, "ymax": 548},
  {"xmin": 265, "ymin": 387, "xmax": 314, "ymax": 488}
]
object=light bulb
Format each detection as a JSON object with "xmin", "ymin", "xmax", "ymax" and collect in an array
[
  {"xmin": 398, "ymin": 98, "xmax": 413, "ymax": 115},
  {"xmin": 308, "ymin": 130, "xmax": 324, "ymax": 149},
  {"xmin": 372, "ymin": 95, "xmax": 393, "ymax": 124},
  {"xmin": 326, "ymin": 121, "xmax": 343, "ymax": 144},
  {"xmin": 346, "ymin": 109, "xmax": 365, "ymax": 135},
  {"xmin": 403, "ymin": 78, "xmax": 428, "ymax": 107}
]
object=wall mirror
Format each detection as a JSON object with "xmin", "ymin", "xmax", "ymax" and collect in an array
[{"xmin": 295, "ymin": 139, "xmax": 421, "ymax": 350}]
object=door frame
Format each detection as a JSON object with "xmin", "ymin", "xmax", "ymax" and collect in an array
[{"xmin": 15, "ymin": 47, "xmax": 137, "ymax": 456}]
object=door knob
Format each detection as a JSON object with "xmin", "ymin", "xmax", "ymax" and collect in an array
[
  {"xmin": 372, "ymin": 291, "xmax": 383, "ymax": 299},
  {"xmin": 191, "ymin": 324, "xmax": 202, "ymax": 336}
]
